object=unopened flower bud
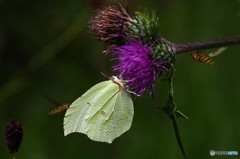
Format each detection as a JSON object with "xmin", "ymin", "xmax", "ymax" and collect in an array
[{"xmin": 5, "ymin": 121, "xmax": 23, "ymax": 154}]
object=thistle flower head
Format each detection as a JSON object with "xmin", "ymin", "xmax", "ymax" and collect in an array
[
  {"xmin": 113, "ymin": 39, "xmax": 174, "ymax": 96},
  {"xmin": 5, "ymin": 121, "xmax": 23, "ymax": 154},
  {"xmin": 89, "ymin": 3, "xmax": 161, "ymax": 44},
  {"xmin": 89, "ymin": 3, "xmax": 132, "ymax": 42}
]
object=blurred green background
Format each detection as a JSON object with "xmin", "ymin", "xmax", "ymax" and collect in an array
[{"xmin": 0, "ymin": 0, "xmax": 240, "ymax": 158}]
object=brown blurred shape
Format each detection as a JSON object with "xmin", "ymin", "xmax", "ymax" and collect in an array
[{"xmin": 90, "ymin": 0, "xmax": 105, "ymax": 9}]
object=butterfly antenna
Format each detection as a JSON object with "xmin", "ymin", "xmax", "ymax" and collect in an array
[
  {"xmin": 101, "ymin": 72, "xmax": 108, "ymax": 78},
  {"xmin": 98, "ymin": 56, "xmax": 114, "ymax": 80},
  {"xmin": 100, "ymin": 64, "xmax": 111, "ymax": 79}
]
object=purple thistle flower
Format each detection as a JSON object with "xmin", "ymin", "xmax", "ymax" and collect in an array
[
  {"xmin": 5, "ymin": 121, "xmax": 23, "ymax": 154},
  {"xmin": 113, "ymin": 39, "xmax": 171, "ymax": 96}
]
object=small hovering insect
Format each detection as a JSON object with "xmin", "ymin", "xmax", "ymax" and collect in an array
[
  {"xmin": 49, "ymin": 103, "xmax": 70, "ymax": 116},
  {"xmin": 191, "ymin": 51, "xmax": 216, "ymax": 66}
]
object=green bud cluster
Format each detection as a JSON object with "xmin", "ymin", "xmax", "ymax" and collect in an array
[
  {"xmin": 128, "ymin": 11, "xmax": 160, "ymax": 41},
  {"xmin": 152, "ymin": 41, "xmax": 175, "ymax": 62},
  {"xmin": 128, "ymin": 11, "xmax": 175, "ymax": 64}
]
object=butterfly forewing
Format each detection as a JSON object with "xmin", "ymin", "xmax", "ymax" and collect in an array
[{"xmin": 64, "ymin": 81, "xmax": 112, "ymax": 135}]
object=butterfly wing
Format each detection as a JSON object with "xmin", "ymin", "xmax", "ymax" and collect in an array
[
  {"xmin": 64, "ymin": 79, "xmax": 134, "ymax": 143},
  {"xmin": 64, "ymin": 80, "xmax": 113, "ymax": 136}
]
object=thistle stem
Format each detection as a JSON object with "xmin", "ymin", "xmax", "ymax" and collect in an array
[
  {"xmin": 172, "ymin": 113, "xmax": 187, "ymax": 159},
  {"xmin": 162, "ymin": 68, "xmax": 187, "ymax": 159},
  {"xmin": 170, "ymin": 36, "xmax": 240, "ymax": 54}
]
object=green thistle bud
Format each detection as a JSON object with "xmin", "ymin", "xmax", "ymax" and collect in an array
[
  {"xmin": 151, "ymin": 40, "xmax": 175, "ymax": 63},
  {"xmin": 129, "ymin": 11, "xmax": 160, "ymax": 41}
]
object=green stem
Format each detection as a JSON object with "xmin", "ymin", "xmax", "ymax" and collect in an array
[
  {"xmin": 12, "ymin": 154, "xmax": 16, "ymax": 159},
  {"xmin": 163, "ymin": 68, "xmax": 187, "ymax": 159},
  {"xmin": 172, "ymin": 113, "xmax": 187, "ymax": 159}
]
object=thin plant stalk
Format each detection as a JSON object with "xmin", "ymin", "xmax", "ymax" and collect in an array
[
  {"xmin": 171, "ymin": 36, "xmax": 240, "ymax": 54},
  {"xmin": 163, "ymin": 68, "xmax": 187, "ymax": 159}
]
